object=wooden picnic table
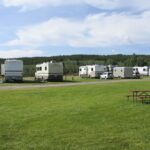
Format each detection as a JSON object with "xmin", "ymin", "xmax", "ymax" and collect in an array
[{"xmin": 128, "ymin": 90, "xmax": 150, "ymax": 103}]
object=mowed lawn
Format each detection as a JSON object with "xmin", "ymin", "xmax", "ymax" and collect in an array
[{"xmin": 0, "ymin": 81, "xmax": 150, "ymax": 150}]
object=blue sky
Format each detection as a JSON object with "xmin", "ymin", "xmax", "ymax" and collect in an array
[{"xmin": 0, "ymin": 0, "xmax": 150, "ymax": 58}]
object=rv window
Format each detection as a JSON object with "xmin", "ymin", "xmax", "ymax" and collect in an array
[
  {"xmin": 91, "ymin": 68, "xmax": 94, "ymax": 71},
  {"xmin": 80, "ymin": 69, "xmax": 82, "ymax": 71},
  {"xmin": 36, "ymin": 67, "xmax": 41, "ymax": 71},
  {"xmin": 143, "ymin": 68, "xmax": 146, "ymax": 72},
  {"xmin": 45, "ymin": 67, "xmax": 47, "ymax": 70}
]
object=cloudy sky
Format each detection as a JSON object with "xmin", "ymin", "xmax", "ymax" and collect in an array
[{"xmin": 0, "ymin": 0, "xmax": 150, "ymax": 58}]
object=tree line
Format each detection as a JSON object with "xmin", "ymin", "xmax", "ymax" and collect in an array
[{"xmin": 0, "ymin": 54, "xmax": 150, "ymax": 76}]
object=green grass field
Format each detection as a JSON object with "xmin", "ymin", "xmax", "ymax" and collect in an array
[{"xmin": 0, "ymin": 81, "xmax": 150, "ymax": 150}]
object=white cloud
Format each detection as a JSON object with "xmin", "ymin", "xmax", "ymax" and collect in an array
[
  {"xmin": 0, "ymin": 49, "xmax": 43, "ymax": 58},
  {"xmin": 5, "ymin": 11, "xmax": 150, "ymax": 48},
  {"xmin": 2, "ymin": 0, "xmax": 150, "ymax": 11}
]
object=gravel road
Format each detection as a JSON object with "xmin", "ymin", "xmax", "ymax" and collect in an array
[{"xmin": 0, "ymin": 79, "xmax": 148, "ymax": 90}]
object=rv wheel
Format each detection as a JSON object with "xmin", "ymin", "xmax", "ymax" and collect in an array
[
  {"xmin": 2, "ymin": 78, "xmax": 6, "ymax": 83},
  {"xmin": 34, "ymin": 77, "xmax": 38, "ymax": 81},
  {"xmin": 41, "ymin": 77, "xmax": 45, "ymax": 82}
]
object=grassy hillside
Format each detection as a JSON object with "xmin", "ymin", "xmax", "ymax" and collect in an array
[{"xmin": 0, "ymin": 81, "xmax": 150, "ymax": 149}]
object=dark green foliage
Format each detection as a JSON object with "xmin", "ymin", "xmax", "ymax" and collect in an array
[
  {"xmin": 24, "ymin": 65, "xmax": 36, "ymax": 77},
  {"xmin": 0, "ymin": 54, "xmax": 150, "ymax": 76}
]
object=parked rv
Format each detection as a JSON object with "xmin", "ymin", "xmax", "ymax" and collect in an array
[
  {"xmin": 133, "ymin": 66, "xmax": 149, "ymax": 76},
  {"xmin": 79, "ymin": 66, "xmax": 88, "ymax": 77},
  {"xmin": 113, "ymin": 67, "xmax": 133, "ymax": 79},
  {"xmin": 87, "ymin": 65, "xmax": 107, "ymax": 78},
  {"xmin": 1, "ymin": 59, "xmax": 23, "ymax": 82},
  {"xmin": 35, "ymin": 61, "xmax": 63, "ymax": 81},
  {"xmin": 79, "ymin": 65, "xmax": 107, "ymax": 78}
]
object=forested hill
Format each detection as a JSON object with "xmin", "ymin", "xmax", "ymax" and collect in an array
[{"xmin": 0, "ymin": 54, "xmax": 150, "ymax": 76}]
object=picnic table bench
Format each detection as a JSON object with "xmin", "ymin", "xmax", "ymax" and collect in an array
[{"xmin": 127, "ymin": 90, "xmax": 150, "ymax": 103}]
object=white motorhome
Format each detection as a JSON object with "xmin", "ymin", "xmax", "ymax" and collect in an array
[
  {"xmin": 1, "ymin": 59, "xmax": 23, "ymax": 82},
  {"xmin": 133, "ymin": 66, "xmax": 149, "ymax": 76},
  {"xmin": 79, "ymin": 66, "xmax": 88, "ymax": 77},
  {"xmin": 35, "ymin": 61, "xmax": 63, "ymax": 81},
  {"xmin": 87, "ymin": 65, "xmax": 107, "ymax": 78},
  {"xmin": 113, "ymin": 67, "xmax": 133, "ymax": 78}
]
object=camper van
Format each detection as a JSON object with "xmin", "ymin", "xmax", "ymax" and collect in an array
[
  {"xmin": 133, "ymin": 66, "xmax": 149, "ymax": 76},
  {"xmin": 87, "ymin": 65, "xmax": 107, "ymax": 78},
  {"xmin": 79, "ymin": 66, "xmax": 88, "ymax": 77},
  {"xmin": 79, "ymin": 65, "xmax": 107, "ymax": 78},
  {"xmin": 35, "ymin": 61, "xmax": 63, "ymax": 81},
  {"xmin": 113, "ymin": 67, "xmax": 133, "ymax": 79},
  {"xmin": 1, "ymin": 59, "xmax": 23, "ymax": 82}
]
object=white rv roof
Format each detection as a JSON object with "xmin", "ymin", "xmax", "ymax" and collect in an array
[
  {"xmin": 134, "ymin": 66, "xmax": 148, "ymax": 68},
  {"xmin": 86, "ymin": 64, "xmax": 105, "ymax": 67},
  {"xmin": 36, "ymin": 61, "xmax": 62, "ymax": 66},
  {"xmin": 5, "ymin": 59, "xmax": 22, "ymax": 62},
  {"xmin": 114, "ymin": 67, "xmax": 132, "ymax": 69}
]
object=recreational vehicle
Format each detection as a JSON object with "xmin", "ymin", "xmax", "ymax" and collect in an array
[
  {"xmin": 35, "ymin": 61, "xmax": 63, "ymax": 81},
  {"xmin": 113, "ymin": 67, "xmax": 133, "ymax": 79},
  {"xmin": 133, "ymin": 66, "xmax": 149, "ymax": 76},
  {"xmin": 87, "ymin": 65, "xmax": 107, "ymax": 78},
  {"xmin": 79, "ymin": 66, "xmax": 88, "ymax": 77},
  {"xmin": 1, "ymin": 59, "xmax": 23, "ymax": 82}
]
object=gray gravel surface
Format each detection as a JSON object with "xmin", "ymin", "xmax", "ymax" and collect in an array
[{"xmin": 0, "ymin": 79, "xmax": 148, "ymax": 90}]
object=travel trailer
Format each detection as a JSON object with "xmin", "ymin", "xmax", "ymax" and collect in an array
[
  {"xmin": 113, "ymin": 67, "xmax": 133, "ymax": 79},
  {"xmin": 79, "ymin": 65, "xmax": 107, "ymax": 78},
  {"xmin": 87, "ymin": 65, "xmax": 107, "ymax": 78},
  {"xmin": 79, "ymin": 66, "xmax": 88, "ymax": 77},
  {"xmin": 1, "ymin": 59, "xmax": 23, "ymax": 82},
  {"xmin": 35, "ymin": 61, "xmax": 63, "ymax": 81},
  {"xmin": 133, "ymin": 66, "xmax": 149, "ymax": 76}
]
